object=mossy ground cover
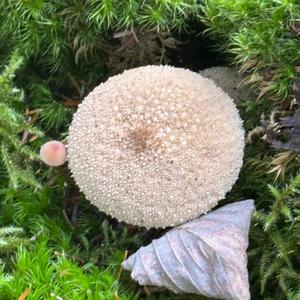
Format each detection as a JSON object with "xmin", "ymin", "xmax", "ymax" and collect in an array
[{"xmin": 0, "ymin": 0, "xmax": 299, "ymax": 299}]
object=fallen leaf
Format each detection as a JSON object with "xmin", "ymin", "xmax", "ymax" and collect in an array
[
  {"xmin": 269, "ymin": 109, "xmax": 300, "ymax": 152},
  {"xmin": 123, "ymin": 200, "xmax": 255, "ymax": 300}
]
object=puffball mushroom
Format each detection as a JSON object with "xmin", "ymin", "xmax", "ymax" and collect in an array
[
  {"xmin": 40, "ymin": 140, "xmax": 67, "ymax": 167},
  {"xmin": 68, "ymin": 65, "xmax": 245, "ymax": 228},
  {"xmin": 199, "ymin": 66, "xmax": 248, "ymax": 102}
]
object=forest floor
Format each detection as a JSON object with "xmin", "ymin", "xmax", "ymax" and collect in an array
[{"xmin": 0, "ymin": 1, "xmax": 299, "ymax": 299}]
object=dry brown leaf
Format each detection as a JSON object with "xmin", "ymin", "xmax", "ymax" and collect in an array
[{"xmin": 269, "ymin": 109, "xmax": 300, "ymax": 152}]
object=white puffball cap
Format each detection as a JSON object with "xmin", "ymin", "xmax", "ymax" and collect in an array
[
  {"xmin": 199, "ymin": 66, "xmax": 248, "ymax": 102},
  {"xmin": 68, "ymin": 65, "xmax": 245, "ymax": 228}
]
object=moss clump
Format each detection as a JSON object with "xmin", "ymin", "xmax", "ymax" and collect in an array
[
  {"xmin": 0, "ymin": 0, "xmax": 200, "ymax": 90},
  {"xmin": 0, "ymin": 1, "xmax": 300, "ymax": 299},
  {"xmin": 0, "ymin": 240, "xmax": 137, "ymax": 300},
  {"xmin": 200, "ymin": 1, "xmax": 300, "ymax": 299},
  {"xmin": 0, "ymin": 52, "xmax": 43, "ymax": 189},
  {"xmin": 201, "ymin": 0, "xmax": 300, "ymax": 101}
]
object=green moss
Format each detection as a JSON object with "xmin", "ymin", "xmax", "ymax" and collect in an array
[
  {"xmin": 0, "ymin": 240, "xmax": 137, "ymax": 300},
  {"xmin": 249, "ymin": 175, "xmax": 300, "ymax": 299},
  {"xmin": 201, "ymin": 0, "xmax": 300, "ymax": 101},
  {"xmin": 0, "ymin": 0, "xmax": 200, "ymax": 90},
  {"xmin": 0, "ymin": 1, "xmax": 300, "ymax": 298},
  {"xmin": 0, "ymin": 52, "xmax": 43, "ymax": 189},
  {"xmin": 200, "ymin": 2, "xmax": 300, "ymax": 298}
]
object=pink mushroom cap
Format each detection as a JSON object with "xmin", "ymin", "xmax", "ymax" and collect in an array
[{"xmin": 40, "ymin": 140, "xmax": 67, "ymax": 167}]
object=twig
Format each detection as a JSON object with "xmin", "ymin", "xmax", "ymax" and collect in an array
[
  {"xmin": 157, "ymin": 34, "xmax": 166, "ymax": 65},
  {"xmin": 113, "ymin": 30, "xmax": 132, "ymax": 38},
  {"xmin": 21, "ymin": 130, "xmax": 30, "ymax": 144},
  {"xmin": 29, "ymin": 135, "xmax": 39, "ymax": 142},
  {"xmin": 24, "ymin": 108, "xmax": 42, "ymax": 115},
  {"xmin": 116, "ymin": 35, "xmax": 136, "ymax": 53},
  {"xmin": 62, "ymin": 209, "xmax": 74, "ymax": 230},
  {"xmin": 115, "ymin": 28, "xmax": 140, "ymax": 54},
  {"xmin": 71, "ymin": 201, "xmax": 79, "ymax": 224},
  {"xmin": 18, "ymin": 288, "xmax": 30, "ymax": 300},
  {"xmin": 117, "ymin": 250, "xmax": 128, "ymax": 281},
  {"xmin": 131, "ymin": 26, "xmax": 139, "ymax": 43},
  {"xmin": 30, "ymin": 230, "xmax": 43, "ymax": 241},
  {"xmin": 67, "ymin": 73, "xmax": 82, "ymax": 96}
]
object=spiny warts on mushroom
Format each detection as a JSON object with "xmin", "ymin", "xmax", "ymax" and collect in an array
[
  {"xmin": 40, "ymin": 140, "xmax": 67, "ymax": 167},
  {"xmin": 68, "ymin": 65, "xmax": 245, "ymax": 228}
]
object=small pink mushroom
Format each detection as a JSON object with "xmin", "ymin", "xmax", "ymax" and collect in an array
[{"xmin": 40, "ymin": 140, "xmax": 67, "ymax": 167}]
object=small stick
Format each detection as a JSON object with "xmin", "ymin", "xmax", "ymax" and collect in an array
[
  {"xmin": 21, "ymin": 130, "xmax": 30, "ymax": 144},
  {"xmin": 30, "ymin": 230, "xmax": 43, "ymax": 241},
  {"xmin": 131, "ymin": 27, "xmax": 139, "ymax": 43},
  {"xmin": 18, "ymin": 288, "xmax": 30, "ymax": 300},
  {"xmin": 71, "ymin": 201, "xmax": 79, "ymax": 225},
  {"xmin": 67, "ymin": 73, "xmax": 82, "ymax": 96},
  {"xmin": 117, "ymin": 250, "xmax": 128, "ymax": 281},
  {"xmin": 25, "ymin": 108, "xmax": 42, "ymax": 115},
  {"xmin": 115, "ymin": 35, "xmax": 136, "ymax": 53},
  {"xmin": 113, "ymin": 30, "xmax": 132, "ymax": 38},
  {"xmin": 62, "ymin": 209, "xmax": 74, "ymax": 230},
  {"xmin": 29, "ymin": 135, "xmax": 39, "ymax": 142},
  {"xmin": 157, "ymin": 34, "xmax": 166, "ymax": 65}
]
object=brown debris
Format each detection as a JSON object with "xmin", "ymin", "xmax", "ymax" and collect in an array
[
  {"xmin": 107, "ymin": 31, "xmax": 180, "ymax": 76},
  {"xmin": 266, "ymin": 109, "xmax": 300, "ymax": 152},
  {"xmin": 268, "ymin": 151, "xmax": 297, "ymax": 179}
]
